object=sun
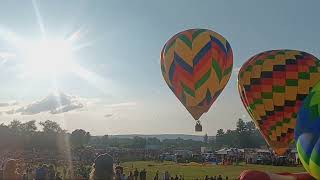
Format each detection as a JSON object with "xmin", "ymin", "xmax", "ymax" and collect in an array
[{"xmin": 20, "ymin": 38, "xmax": 75, "ymax": 78}]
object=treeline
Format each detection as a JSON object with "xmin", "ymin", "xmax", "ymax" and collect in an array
[
  {"xmin": 89, "ymin": 135, "xmax": 205, "ymax": 150},
  {"xmin": 213, "ymin": 118, "xmax": 266, "ymax": 149},
  {"xmin": 0, "ymin": 120, "xmax": 90, "ymax": 151},
  {"xmin": 0, "ymin": 118, "xmax": 266, "ymax": 152}
]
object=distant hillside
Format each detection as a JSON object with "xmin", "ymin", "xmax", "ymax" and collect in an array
[{"xmin": 107, "ymin": 134, "xmax": 215, "ymax": 142}]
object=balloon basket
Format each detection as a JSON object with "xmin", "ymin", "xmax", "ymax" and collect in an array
[{"xmin": 195, "ymin": 121, "xmax": 202, "ymax": 132}]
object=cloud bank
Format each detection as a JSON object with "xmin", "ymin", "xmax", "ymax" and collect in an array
[{"xmin": 7, "ymin": 92, "xmax": 84, "ymax": 115}]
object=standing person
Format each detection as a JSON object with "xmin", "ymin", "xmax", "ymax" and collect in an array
[
  {"xmin": 205, "ymin": 175, "xmax": 209, "ymax": 180},
  {"xmin": 139, "ymin": 169, "xmax": 146, "ymax": 180},
  {"xmin": 48, "ymin": 164, "xmax": 56, "ymax": 180},
  {"xmin": 115, "ymin": 166, "xmax": 125, "ymax": 180},
  {"xmin": 89, "ymin": 153, "xmax": 115, "ymax": 180},
  {"xmin": 3, "ymin": 159, "xmax": 22, "ymax": 180},
  {"xmin": 62, "ymin": 167, "xmax": 67, "ymax": 180},
  {"xmin": 174, "ymin": 175, "xmax": 179, "ymax": 180},
  {"xmin": 153, "ymin": 171, "xmax": 159, "ymax": 180},
  {"xmin": 217, "ymin": 175, "xmax": 222, "ymax": 180},
  {"xmin": 134, "ymin": 168, "xmax": 139, "ymax": 180},
  {"xmin": 35, "ymin": 164, "xmax": 48, "ymax": 180},
  {"xmin": 164, "ymin": 171, "xmax": 170, "ymax": 180},
  {"xmin": 26, "ymin": 167, "xmax": 33, "ymax": 180},
  {"xmin": 128, "ymin": 171, "xmax": 134, "ymax": 180},
  {"xmin": 120, "ymin": 172, "xmax": 126, "ymax": 180},
  {"xmin": 55, "ymin": 172, "xmax": 63, "ymax": 180}
]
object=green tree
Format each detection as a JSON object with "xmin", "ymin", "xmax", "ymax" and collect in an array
[
  {"xmin": 39, "ymin": 120, "xmax": 63, "ymax": 133},
  {"xmin": 70, "ymin": 129, "xmax": 91, "ymax": 148},
  {"xmin": 21, "ymin": 120, "xmax": 37, "ymax": 133},
  {"xmin": 146, "ymin": 137, "xmax": 161, "ymax": 145},
  {"xmin": 217, "ymin": 129, "xmax": 225, "ymax": 136},
  {"xmin": 131, "ymin": 136, "xmax": 146, "ymax": 148},
  {"xmin": 216, "ymin": 129, "xmax": 225, "ymax": 148},
  {"xmin": 236, "ymin": 118, "xmax": 249, "ymax": 148},
  {"xmin": 8, "ymin": 119, "xmax": 22, "ymax": 134}
]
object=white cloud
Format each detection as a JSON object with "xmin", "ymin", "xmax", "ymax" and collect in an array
[
  {"xmin": 0, "ymin": 52, "xmax": 15, "ymax": 59},
  {"xmin": 0, "ymin": 52, "xmax": 16, "ymax": 66},
  {"xmin": 7, "ymin": 92, "xmax": 85, "ymax": 115},
  {"xmin": 104, "ymin": 114, "xmax": 113, "ymax": 118},
  {"xmin": 105, "ymin": 102, "xmax": 137, "ymax": 108},
  {"xmin": 0, "ymin": 101, "xmax": 18, "ymax": 107}
]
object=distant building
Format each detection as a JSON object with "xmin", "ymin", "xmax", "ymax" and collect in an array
[{"xmin": 200, "ymin": 147, "xmax": 213, "ymax": 154}]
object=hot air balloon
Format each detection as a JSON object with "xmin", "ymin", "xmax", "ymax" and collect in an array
[
  {"xmin": 238, "ymin": 50, "xmax": 320, "ymax": 155},
  {"xmin": 295, "ymin": 81, "xmax": 320, "ymax": 179},
  {"xmin": 161, "ymin": 29, "xmax": 233, "ymax": 131}
]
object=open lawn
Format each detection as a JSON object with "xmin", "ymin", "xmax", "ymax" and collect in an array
[{"xmin": 122, "ymin": 161, "xmax": 306, "ymax": 179}]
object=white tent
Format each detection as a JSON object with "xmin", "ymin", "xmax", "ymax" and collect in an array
[{"xmin": 215, "ymin": 148, "xmax": 228, "ymax": 155}]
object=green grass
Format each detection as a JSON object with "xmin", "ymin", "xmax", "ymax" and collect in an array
[{"xmin": 122, "ymin": 161, "xmax": 306, "ymax": 179}]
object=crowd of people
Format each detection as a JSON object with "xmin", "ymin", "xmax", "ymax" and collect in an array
[
  {"xmin": 0, "ymin": 152, "xmax": 235, "ymax": 180},
  {"xmin": 0, "ymin": 159, "xmax": 91, "ymax": 180}
]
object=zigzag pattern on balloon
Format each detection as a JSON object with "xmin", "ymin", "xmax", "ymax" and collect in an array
[
  {"xmin": 238, "ymin": 50, "xmax": 320, "ymax": 155},
  {"xmin": 161, "ymin": 29, "xmax": 233, "ymax": 120},
  {"xmin": 296, "ymin": 82, "xmax": 320, "ymax": 179}
]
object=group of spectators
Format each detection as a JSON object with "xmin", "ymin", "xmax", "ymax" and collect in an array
[
  {"xmin": 0, "ymin": 159, "xmax": 63, "ymax": 180},
  {"xmin": 0, "ymin": 152, "xmax": 235, "ymax": 180},
  {"xmin": 203, "ymin": 175, "xmax": 229, "ymax": 180}
]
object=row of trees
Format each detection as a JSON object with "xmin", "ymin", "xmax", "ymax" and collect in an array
[
  {"xmin": 0, "ymin": 118, "xmax": 266, "ymax": 152},
  {"xmin": 0, "ymin": 120, "xmax": 91, "ymax": 151},
  {"xmin": 90, "ymin": 135, "xmax": 205, "ymax": 150},
  {"xmin": 212, "ymin": 118, "xmax": 266, "ymax": 149}
]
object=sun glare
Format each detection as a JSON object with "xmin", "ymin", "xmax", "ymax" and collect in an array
[{"xmin": 21, "ymin": 38, "xmax": 74, "ymax": 77}]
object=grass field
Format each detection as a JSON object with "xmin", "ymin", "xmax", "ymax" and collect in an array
[{"xmin": 121, "ymin": 161, "xmax": 306, "ymax": 179}]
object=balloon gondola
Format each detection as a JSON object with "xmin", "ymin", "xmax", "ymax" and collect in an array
[{"xmin": 195, "ymin": 121, "xmax": 202, "ymax": 132}]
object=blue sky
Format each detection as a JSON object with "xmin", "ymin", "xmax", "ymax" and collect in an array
[{"xmin": 0, "ymin": 0, "xmax": 319, "ymax": 135}]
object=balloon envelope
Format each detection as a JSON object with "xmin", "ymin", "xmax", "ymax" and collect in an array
[
  {"xmin": 238, "ymin": 50, "xmax": 320, "ymax": 155},
  {"xmin": 296, "ymin": 81, "xmax": 320, "ymax": 179},
  {"xmin": 161, "ymin": 29, "xmax": 233, "ymax": 121}
]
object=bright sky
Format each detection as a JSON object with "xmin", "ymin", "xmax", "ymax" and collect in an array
[{"xmin": 0, "ymin": 0, "xmax": 319, "ymax": 135}]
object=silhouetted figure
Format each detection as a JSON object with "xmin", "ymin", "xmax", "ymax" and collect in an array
[
  {"xmin": 153, "ymin": 171, "xmax": 159, "ymax": 180},
  {"xmin": 139, "ymin": 169, "xmax": 146, "ymax": 180},
  {"xmin": 89, "ymin": 153, "xmax": 114, "ymax": 180},
  {"xmin": 174, "ymin": 175, "xmax": 179, "ymax": 180},
  {"xmin": 128, "ymin": 171, "xmax": 134, "ymax": 180},
  {"xmin": 55, "ymin": 172, "xmax": 63, "ymax": 180},
  {"xmin": 164, "ymin": 171, "xmax": 170, "ymax": 180},
  {"xmin": 134, "ymin": 168, "xmax": 139, "ymax": 180},
  {"xmin": 48, "ymin": 164, "xmax": 56, "ymax": 180},
  {"xmin": 217, "ymin": 175, "xmax": 222, "ymax": 180},
  {"xmin": 35, "ymin": 164, "xmax": 48, "ymax": 180}
]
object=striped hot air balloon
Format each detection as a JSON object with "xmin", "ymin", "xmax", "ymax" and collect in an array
[
  {"xmin": 238, "ymin": 50, "xmax": 320, "ymax": 155},
  {"xmin": 160, "ymin": 29, "xmax": 233, "ymax": 131}
]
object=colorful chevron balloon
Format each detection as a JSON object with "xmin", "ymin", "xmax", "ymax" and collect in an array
[
  {"xmin": 160, "ymin": 29, "xmax": 233, "ymax": 126},
  {"xmin": 296, "ymin": 81, "xmax": 320, "ymax": 179},
  {"xmin": 238, "ymin": 50, "xmax": 320, "ymax": 155}
]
